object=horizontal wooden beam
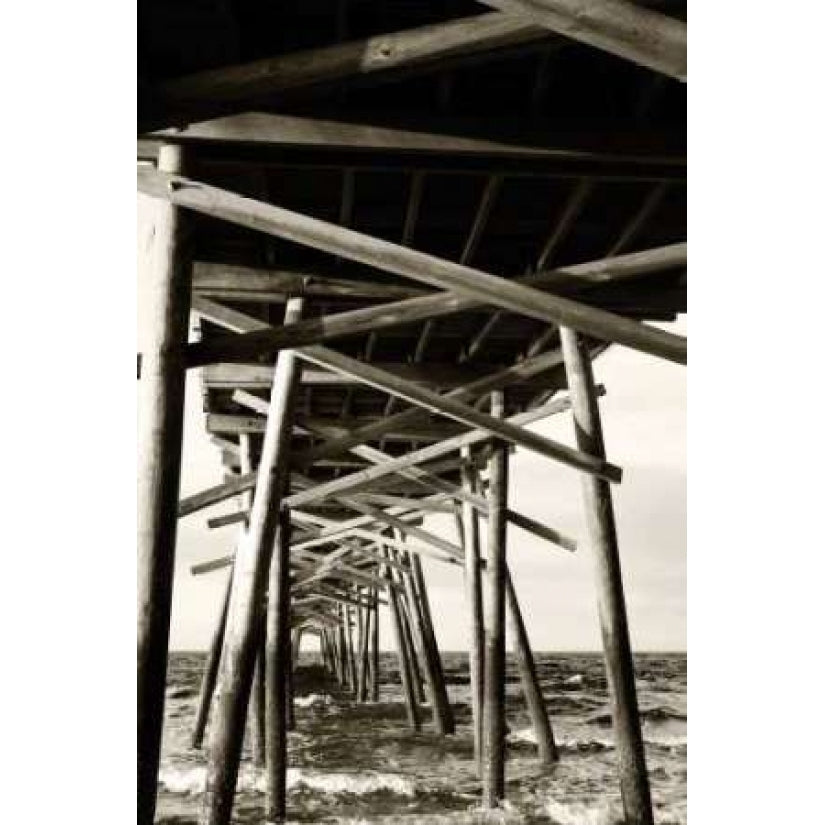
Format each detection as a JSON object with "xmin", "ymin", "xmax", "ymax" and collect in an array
[
  {"xmin": 150, "ymin": 13, "xmax": 548, "ymax": 122},
  {"xmin": 186, "ymin": 242, "xmax": 684, "ymax": 368},
  {"xmin": 137, "ymin": 167, "xmax": 686, "ymax": 365},
  {"xmin": 203, "ymin": 361, "xmax": 564, "ymax": 391},
  {"xmin": 147, "ymin": 112, "xmax": 685, "ymax": 181},
  {"xmin": 478, "ymin": 0, "xmax": 686, "ymax": 81},
  {"xmin": 193, "ymin": 259, "xmax": 427, "ymax": 302}
]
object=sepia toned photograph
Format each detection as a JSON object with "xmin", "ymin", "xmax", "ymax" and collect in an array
[{"xmin": 137, "ymin": 2, "xmax": 686, "ymax": 823}]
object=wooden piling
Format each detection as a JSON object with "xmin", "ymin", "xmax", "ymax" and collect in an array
[
  {"xmin": 264, "ymin": 508, "xmax": 292, "ymax": 823},
  {"xmin": 345, "ymin": 604, "xmax": 358, "ymax": 696},
  {"xmin": 357, "ymin": 592, "xmax": 372, "ymax": 702},
  {"xmin": 505, "ymin": 567, "xmax": 558, "ymax": 764},
  {"xmin": 137, "ymin": 143, "xmax": 192, "ymax": 825},
  {"xmin": 192, "ymin": 568, "xmax": 233, "ymax": 749},
  {"xmin": 286, "ymin": 630, "xmax": 296, "ymax": 732},
  {"xmin": 482, "ymin": 391, "xmax": 508, "ymax": 808},
  {"xmin": 396, "ymin": 569, "xmax": 427, "ymax": 706},
  {"xmin": 370, "ymin": 587, "xmax": 380, "ymax": 701},
  {"xmin": 402, "ymin": 545, "xmax": 456, "ymax": 734},
  {"xmin": 382, "ymin": 546, "xmax": 422, "ymax": 731},
  {"xmin": 250, "ymin": 615, "xmax": 267, "ymax": 767},
  {"xmin": 559, "ymin": 327, "xmax": 654, "ymax": 825},
  {"xmin": 200, "ymin": 298, "xmax": 304, "ymax": 825},
  {"xmin": 460, "ymin": 448, "xmax": 485, "ymax": 774}
]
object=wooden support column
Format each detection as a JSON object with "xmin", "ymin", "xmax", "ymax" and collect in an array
[
  {"xmin": 403, "ymin": 545, "xmax": 456, "ymax": 735},
  {"xmin": 460, "ymin": 448, "xmax": 485, "ymax": 775},
  {"xmin": 559, "ymin": 327, "xmax": 653, "ymax": 825},
  {"xmin": 345, "ymin": 604, "xmax": 358, "ymax": 696},
  {"xmin": 264, "ymin": 507, "xmax": 291, "ymax": 823},
  {"xmin": 337, "ymin": 605, "xmax": 350, "ymax": 689},
  {"xmin": 200, "ymin": 297, "xmax": 304, "ymax": 825},
  {"xmin": 357, "ymin": 592, "xmax": 372, "ymax": 702},
  {"xmin": 482, "ymin": 391, "xmax": 508, "ymax": 808},
  {"xmin": 395, "ymin": 566, "xmax": 427, "ymax": 706},
  {"xmin": 382, "ymin": 546, "xmax": 422, "ymax": 731},
  {"xmin": 286, "ymin": 631, "xmax": 296, "ymax": 732},
  {"xmin": 505, "ymin": 567, "xmax": 558, "ymax": 764},
  {"xmin": 370, "ymin": 587, "xmax": 380, "ymax": 701},
  {"xmin": 137, "ymin": 143, "xmax": 192, "ymax": 825},
  {"xmin": 192, "ymin": 568, "xmax": 233, "ymax": 749}
]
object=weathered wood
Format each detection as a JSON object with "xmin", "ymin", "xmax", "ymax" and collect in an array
[
  {"xmin": 383, "ymin": 546, "xmax": 422, "ymax": 730},
  {"xmin": 370, "ymin": 588, "xmax": 380, "ymax": 702},
  {"xmin": 357, "ymin": 590, "xmax": 371, "ymax": 702},
  {"xmin": 265, "ymin": 508, "xmax": 292, "ymax": 823},
  {"xmin": 205, "ymin": 361, "xmax": 555, "ymax": 391},
  {"xmin": 207, "ymin": 511, "xmax": 248, "ymax": 530},
  {"xmin": 156, "ymin": 13, "xmax": 548, "ymax": 107},
  {"xmin": 297, "ymin": 345, "xmax": 622, "ymax": 481},
  {"xmin": 460, "ymin": 452, "xmax": 485, "ymax": 775},
  {"xmin": 406, "ymin": 548, "xmax": 456, "ymax": 735},
  {"xmin": 240, "ymin": 434, "xmax": 266, "ymax": 769},
  {"xmin": 151, "ymin": 111, "xmax": 685, "ymax": 181},
  {"xmin": 192, "ymin": 569, "xmax": 233, "ymax": 749},
  {"xmin": 483, "ymin": 392, "xmax": 508, "ymax": 808},
  {"xmin": 193, "ymin": 258, "xmax": 427, "ymax": 302},
  {"xmin": 138, "ymin": 166, "xmax": 686, "ymax": 364},
  {"xmin": 559, "ymin": 327, "xmax": 653, "ymax": 825},
  {"xmin": 478, "ymin": 0, "xmax": 686, "ymax": 81},
  {"xmin": 395, "ymin": 568, "xmax": 427, "ymax": 706},
  {"xmin": 201, "ymin": 299, "xmax": 304, "ymax": 825},
  {"xmin": 505, "ymin": 567, "xmax": 558, "ymax": 764},
  {"xmin": 137, "ymin": 144, "xmax": 192, "ymax": 825},
  {"xmin": 345, "ymin": 604, "xmax": 359, "ymax": 695}
]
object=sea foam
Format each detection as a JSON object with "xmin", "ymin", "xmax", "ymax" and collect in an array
[{"xmin": 158, "ymin": 765, "xmax": 417, "ymax": 797}]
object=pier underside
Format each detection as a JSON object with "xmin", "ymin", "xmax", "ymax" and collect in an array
[{"xmin": 137, "ymin": 2, "xmax": 686, "ymax": 823}]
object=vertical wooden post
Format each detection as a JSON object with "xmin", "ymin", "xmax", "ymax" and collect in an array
[
  {"xmin": 286, "ymin": 630, "xmax": 296, "ymax": 731},
  {"xmin": 250, "ymin": 613, "xmax": 267, "ymax": 767},
  {"xmin": 192, "ymin": 568, "xmax": 233, "ymax": 749},
  {"xmin": 505, "ymin": 567, "xmax": 558, "ymax": 764},
  {"xmin": 396, "ymin": 572, "xmax": 427, "ymax": 706},
  {"xmin": 401, "ymin": 544, "xmax": 456, "ymax": 735},
  {"xmin": 357, "ymin": 593, "xmax": 372, "ymax": 702},
  {"xmin": 482, "ymin": 391, "xmax": 508, "ymax": 809},
  {"xmin": 200, "ymin": 297, "xmax": 304, "ymax": 825},
  {"xmin": 559, "ymin": 327, "xmax": 653, "ymax": 825},
  {"xmin": 345, "ymin": 604, "xmax": 358, "ymax": 696},
  {"xmin": 264, "ymin": 508, "xmax": 291, "ymax": 823},
  {"xmin": 337, "ymin": 605, "xmax": 350, "ymax": 689},
  {"xmin": 137, "ymin": 143, "xmax": 192, "ymax": 825},
  {"xmin": 460, "ymin": 448, "xmax": 485, "ymax": 775},
  {"xmin": 238, "ymin": 434, "xmax": 265, "ymax": 767},
  {"xmin": 383, "ymin": 547, "xmax": 422, "ymax": 731},
  {"xmin": 370, "ymin": 587, "xmax": 380, "ymax": 701}
]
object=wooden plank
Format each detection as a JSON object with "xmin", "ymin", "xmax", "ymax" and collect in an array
[
  {"xmin": 203, "ymin": 361, "xmax": 562, "ymax": 391},
  {"xmin": 194, "ymin": 259, "xmax": 427, "ymax": 302},
  {"xmin": 157, "ymin": 14, "xmax": 548, "ymax": 105},
  {"xmin": 478, "ymin": 0, "xmax": 686, "ymax": 80},
  {"xmin": 296, "ymin": 345, "xmax": 622, "ymax": 481},
  {"xmin": 137, "ymin": 144, "xmax": 191, "ymax": 825},
  {"xmin": 559, "ymin": 327, "xmax": 653, "ymax": 825},
  {"xmin": 138, "ymin": 167, "xmax": 687, "ymax": 365},
  {"xmin": 186, "ymin": 243, "xmax": 685, "ymax": 368}
]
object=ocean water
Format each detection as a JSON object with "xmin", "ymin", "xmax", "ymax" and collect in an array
[{"xmin": 156, "ymin": 651, "xmax": 686, "ymax": 824}]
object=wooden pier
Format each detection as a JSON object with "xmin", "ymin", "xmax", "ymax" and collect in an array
[{"xmin": 137, "ymin": 2, "xmax": 686, "ymax": 823}]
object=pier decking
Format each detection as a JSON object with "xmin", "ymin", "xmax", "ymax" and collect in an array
[{"xmin": 137, "ymin": 2, "xmax": 686, "ymax": 823}]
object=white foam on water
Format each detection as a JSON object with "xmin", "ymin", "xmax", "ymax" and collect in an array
[
  {"xmin": 293, "ymin": 693, "xmax": 331, "ymax": 708},
  {"xmin": 544, "ymin": 797, "xmax": 623, "ymax": 825},
  {"xmin": 508, "ymin": 728, "xmax": 686, "ymax": 751},
  {"xmin": 158, "ymin": 765, "xmax": 416, "ymax": 797},
  {"xmin": 563, "ymin": 674, "xmax": 585, "ymax": 687}
]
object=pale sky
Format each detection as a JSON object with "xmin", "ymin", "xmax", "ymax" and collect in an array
[{"xmin": 139, "ymin": 194, "xmax": 686, "ymax": 653}]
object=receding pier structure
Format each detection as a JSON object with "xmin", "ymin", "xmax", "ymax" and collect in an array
[{"xmin": 137, "ymin": 3, "xmax": 686, "ymax": 824}]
